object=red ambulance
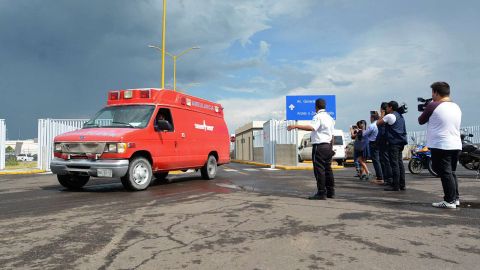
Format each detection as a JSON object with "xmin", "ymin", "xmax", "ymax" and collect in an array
[{"xmin": 50, "ymin": 89, "xmax": 230, "ymax": 191}]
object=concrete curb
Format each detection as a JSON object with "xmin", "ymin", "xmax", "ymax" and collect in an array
[
  {"xmin": 231, "ymin": 160, "xmax": 344, "ymax": 171},
  {"xmin": 0, "ymin": 169, "xmax": 47, "ymax": 175}
]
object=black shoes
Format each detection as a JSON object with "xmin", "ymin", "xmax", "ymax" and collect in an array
[{"xmin": 308, "ymin": 194, "xmax": 326, "ymax": 200}]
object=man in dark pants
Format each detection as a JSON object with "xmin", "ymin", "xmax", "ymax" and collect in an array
[
  {"xmin": 377, "ymin": 101, "xmax": 408, "ymax": 191},
  {"xmin": 418, "ymin": 82, "xmax": 462, "ymax": 209},
  {"xmin": 377, "ymin": 103, "xmax": 392, "ymax": 186},
  {"xmin": 288, "ymin": 98, "xmax": 336, "ymax": 200},
  {"xmin": 364, "ymin": 113, "xmax": 383, "ymax": 183}
]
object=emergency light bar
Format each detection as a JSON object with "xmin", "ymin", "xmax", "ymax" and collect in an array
[
  {"xmin": 109, "ymin": 91, "xmax": 120, "ymax": 100},
  {"xmin": 124, "ymin": 90, "xmax": 133, "ymax": 99}
]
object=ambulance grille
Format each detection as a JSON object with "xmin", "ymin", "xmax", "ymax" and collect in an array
[{"xmin": 60, "ymin": 142, "xmax": 106, "ymax": 154}]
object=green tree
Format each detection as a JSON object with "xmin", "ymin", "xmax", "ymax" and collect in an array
[{"xmin": 5, "ymin": 146, "xmax": 14, "ymax": 153}]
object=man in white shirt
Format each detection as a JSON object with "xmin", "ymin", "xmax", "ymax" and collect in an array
[
  {"xmin": 418, "ymin": 82, "xmax": 462, "ymax": 209},
  {"xmin": 364, "ymin": 113, "xmax": 383, "ymax": 183},
  {"xmin": 288, "ymin": 98, "xmax": 335, "ymax": 200}
]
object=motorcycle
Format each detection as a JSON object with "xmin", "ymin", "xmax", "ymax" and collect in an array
[
  {"xmin": 408, "ymin": 138, "xmax": 438, "ymax": 176},
  {"xmin": 459, "ymin": 132, "xmax": 480, "ymax": 177}
]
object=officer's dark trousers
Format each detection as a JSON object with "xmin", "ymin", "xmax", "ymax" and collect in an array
[
  {"xmin": 388, "ymin": 144, "xmax": 405, "ymax": 189},
  {"xmin": 430, "ymin": 148, "xmax": 460, "ymax": 203},
  {"xmin": 312, "ymin": 143, "xmax": 335, "ymax": 195},
  {"xmin": 369, "ymin": 141, "xmax": 383, "ymax": 179},
  {"xmin": 378, "ymin": 142, "xmax": 392, "ymax": 183}
]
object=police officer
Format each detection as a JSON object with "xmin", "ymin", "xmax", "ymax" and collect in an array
[
  {"xmin": 376, "ymin": 101, "xmax": 408, "ymax": 191},
  {"xmin": 287, "ymin": 98, "xmax": 336, "ymax": 200}
]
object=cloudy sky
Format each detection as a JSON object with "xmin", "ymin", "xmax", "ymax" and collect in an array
[{"xmin": 1, "ymin": 0, "xmax": 479, "ymax": 139}]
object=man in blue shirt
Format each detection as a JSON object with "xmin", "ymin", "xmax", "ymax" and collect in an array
[{"xmin": 364, "ymin": 113, "xmax": 383, "ymax": 184}]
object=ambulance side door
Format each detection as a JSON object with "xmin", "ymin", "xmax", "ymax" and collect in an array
[
  {"xmin": 152, "ymin": 108, "xmax": 178, "ymax": 170},
  {"xmin": 171, "ymin": 108, "xmax": 196, "ymax": 167}
]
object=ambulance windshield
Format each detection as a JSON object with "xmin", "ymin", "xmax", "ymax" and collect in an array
[{"xmin": 84, "ymin": 105, "xmax": 155, "ymax": 129}]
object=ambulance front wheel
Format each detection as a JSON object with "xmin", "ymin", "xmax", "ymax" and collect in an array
[
  {"xmin": 201, "ymin": 155, "xmax": 217, "ymax": 180},
  {"xmin": 121, "ymin": 157, "xmax": 153, "ymax": 191},
  {"xmin": 57, "ymin": 174, "xmax": 90, "ymax": 190}
]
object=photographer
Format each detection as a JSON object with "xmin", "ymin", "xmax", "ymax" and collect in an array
[
  {"xmin": 376, "ymin": 101, "xmax": 408, "ymax": 191},
  {"xmin": 418, "ymin": 82, "xmax": 462, "ymax": 209},
  {"xmin": 376, "ymin": 103, "xmax": 393, "ymax": 186},
  {"xmin": 350, "ymin": 120, "xmax": 371, "ymax": 180},
  {"xmin": 364, "ymin": 112, "xmax": 384, "ymax": 184}
]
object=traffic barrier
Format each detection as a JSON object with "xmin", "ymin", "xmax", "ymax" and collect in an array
[
  {"xmin": 0, "ymin": 119, "xmax": 6, "ymax": 170},
  {"xmin": 37, "ymin": 119, "xmax": 88, "ymax": 171},
  {"xmin": 407, "ymin": 126, "xmax": 480, "ymax": 145}
]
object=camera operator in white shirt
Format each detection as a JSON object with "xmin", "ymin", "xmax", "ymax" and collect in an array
[{"xmin": 418, "ymin": 82, "xmax": 462, "ymax": 209}]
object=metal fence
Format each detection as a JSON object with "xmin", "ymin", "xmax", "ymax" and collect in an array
[
  {"xmin": 38, "ymin": 119, "xmax": 88, "ymax": 171},
  {"xmin": 253, "ymin": 130, "xmax": 264, "ymax": 148},
  {"xmin": 263, "ymin": 120, "xmax": 298, "ymax": 166},
  {"xmin": 0, "ymin": 119, "xmax": 5, "ymax": 170},
  {"xmin": 407, "ymin": 125, "xmax": 480, "ymax": 145}
]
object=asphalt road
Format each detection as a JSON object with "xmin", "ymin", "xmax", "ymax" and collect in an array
[{"xmin": 1, "ymin": 163, "xmax": 479, "ymax": 269}]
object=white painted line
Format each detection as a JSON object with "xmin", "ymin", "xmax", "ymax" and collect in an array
[
  {"xmin": 216, "ymin": 183, "xmax": 241, "ymax": 190},
  {"xmin": 223, "ymin": 169, "xmax": 238, "ymax": 172},
  {"xmin": 243, "ymin": 168, "xmax": 259, "ymax": 171},
  {"xmin": 261, "ymin": 168, "xmax": 280, "ymax": 171}
]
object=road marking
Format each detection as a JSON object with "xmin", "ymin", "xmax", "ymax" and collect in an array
[
  {"xmin": 261, "ymin": 168, "xmax": 280, "ymax": 171},
  {"xmin": 243, "ymin": 168, "xmax": 259, "ymax": 171},
  {"xmin": 216, "ymin": 183, "xmax": 241, "ymax": 190},
  {"xmin": 223, "ymin": 169, "xmax": 238, "ymax": 172}
]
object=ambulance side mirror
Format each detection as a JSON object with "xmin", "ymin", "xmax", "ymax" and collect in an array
[{"xmin": 155, "ymin": 120, "xmax": 173, "ymax": 132}]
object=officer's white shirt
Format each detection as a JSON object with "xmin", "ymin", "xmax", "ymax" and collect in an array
[
  {"xmin": 383, "ymin": 113, "xmax": 397, "ymax": 125},
  {"xmin": 310, "ymin": 109, "xmax": 335, "ymax": 144}
]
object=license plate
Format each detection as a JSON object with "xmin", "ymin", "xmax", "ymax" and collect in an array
[{"xmin": 97, "ymin": 169, "xmax": 113, "ymax": 177}]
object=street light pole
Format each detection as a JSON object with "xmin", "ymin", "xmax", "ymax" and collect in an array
[
  {"xmin": 165, "ymin": 47, "xmax": 199, "ymax": 91},
  {"xmin": 161, "ymin": 0, "xmax": 167, "ymax": 89}
]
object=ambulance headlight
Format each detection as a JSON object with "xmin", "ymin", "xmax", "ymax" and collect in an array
[
  {"xmin": 54, "ymin": 143, "xmax": 62, "ymax": 152},
  {"xmin": 104, "ymin": 143, "xmax": 127, "ymax": 153}
]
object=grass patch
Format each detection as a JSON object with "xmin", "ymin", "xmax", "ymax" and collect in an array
[{"xmin": 5, "ymin": 161, "xmax": 37, "ymax": 170}]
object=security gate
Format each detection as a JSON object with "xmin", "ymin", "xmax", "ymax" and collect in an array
[
  {"xmin": 263, "ymin": 120, "xmax": 298, "ymax": 167},
  {"xmin": 0, "ymin": 119, "xmax": 6, "ymax": 170},
  {"xmin": 38, "ymin": 119, "xmax": 88, "ymax": 171}
]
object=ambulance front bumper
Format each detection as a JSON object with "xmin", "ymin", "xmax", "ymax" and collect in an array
[{"xmin": 50, "ymin": 158, "xmax": 129, "ymax": 178}]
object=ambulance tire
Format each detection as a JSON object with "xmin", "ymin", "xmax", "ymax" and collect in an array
[
  {"xmin": 121, "ymin": 157, "xmax": 153, "ymax": 191},
  {"xmin": 201, "ymin": 155, "xmax": 217, "ymax": 180},
  {"xmin": 57, "ymin": 175, "xmax": 89, "ymax": 190}
]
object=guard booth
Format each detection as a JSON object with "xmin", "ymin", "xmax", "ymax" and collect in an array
[{"xmin": 234, "ymin": 121, "xmax": 265, "ymax": 162}]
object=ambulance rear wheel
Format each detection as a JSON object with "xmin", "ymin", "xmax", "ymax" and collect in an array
[
  {"xmin": 57, "ymin": 175, "xmax": 90, "ymax": 190},
  {"xmin": 201, "ymin": 155, "xmax": 217, "ymax": 180},
  {"xmin": 121, "ymin": 157, "xmax": 152, "ymax": 191}
]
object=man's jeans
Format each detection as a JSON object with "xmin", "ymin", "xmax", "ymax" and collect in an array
[
  {"xmin": 388, "ymin": 144, "xmax": 405, "ymax": 189},
  {"xmin": 369, "ymin": 141, "xmax": 383, "ymax": 179},
  {"xmin": 430, "ymin": 148, "xmax": 460, "ymax": 203},
  {"xmin": 378, "ymin": 142, "xmax": 392, "ymax": 183}
]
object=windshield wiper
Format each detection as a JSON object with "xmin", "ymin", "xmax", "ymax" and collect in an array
[
  {"xmin": 111, "ymin": 121, "xmax": 135, "ymax": 128},
  {"xmin": 83, "ymin": 123, "xmax": 99, "ymax": 128}
]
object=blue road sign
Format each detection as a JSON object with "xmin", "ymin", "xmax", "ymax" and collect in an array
[{"xmin": 286, "ymin": 95, "xmax": 336, "ymax": 120}]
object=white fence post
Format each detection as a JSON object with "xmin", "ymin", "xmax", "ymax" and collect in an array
[
  {"xmin": 0, "ymin": 119, "xmax": 6, "ymax": 170},
  {"xmin": 37, "ymin": 119, "xmax": 88, "ymax": 171}
]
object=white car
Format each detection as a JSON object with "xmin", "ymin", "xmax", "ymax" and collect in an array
[
  {"xmin": 16, "ymin": 154, "xmax": 34, "ymax": 162},
  {"xmin": 298, "ymin": 130, "xmax": 347, "ymax": 165}
]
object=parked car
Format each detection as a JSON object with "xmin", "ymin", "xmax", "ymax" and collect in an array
[
  {"xmin": 16, "ymin": 154, "xmax": 34, "ymax": 162},
  {"xmin": 298, "ymin": 130, "xmax": 347, "ymax": 165}
]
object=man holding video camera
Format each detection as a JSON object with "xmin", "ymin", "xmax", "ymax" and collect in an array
[
  {"xmin": 376, "ymin": 101, "xmax": 408, "ymax": 191},
  {"xmin": 418, "ymin": 82, "xmax": 462, "ymax": 209}
]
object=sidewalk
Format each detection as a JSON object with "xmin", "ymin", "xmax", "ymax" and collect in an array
[
  {"xmin": 231, "ymin": 159, "xmax": 344, "ymax": 170},
  {"xmin": 0, "ymin": 168, "xmax": 46, "ymax": 175}
]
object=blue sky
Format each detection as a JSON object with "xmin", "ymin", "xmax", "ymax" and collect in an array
[{"xmin": 1, "ymin": 0, "xmax": 479, "ymax": 139}]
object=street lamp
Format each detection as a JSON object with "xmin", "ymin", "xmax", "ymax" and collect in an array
[
  {"xmin": 148, "ymin": 45, "xmax": 199, "ymax": 91},
  {"xmin": 166, "ymin": 47, "xmax": 199, "ymax": 91}
]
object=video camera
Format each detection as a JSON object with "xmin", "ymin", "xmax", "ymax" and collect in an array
[
  {"xmin": 417, "ymin": 97, "xmax": 432, "ymax": 112},
  {"xmin": 381, "ymin": 101, "xmax": 408, "ymax": 114}
]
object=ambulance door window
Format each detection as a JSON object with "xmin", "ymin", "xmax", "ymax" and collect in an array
[{"xmin": 155, "ymin": 108, "xmax": 174, "ymax": 132}]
